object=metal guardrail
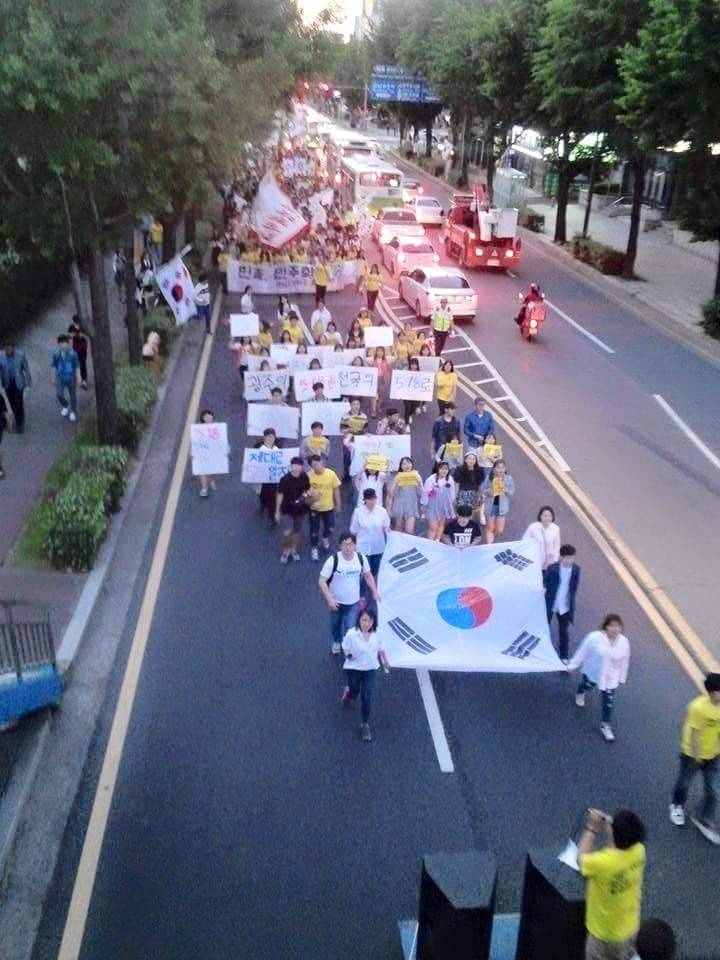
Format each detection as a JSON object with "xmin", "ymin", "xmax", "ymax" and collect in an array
[{"xmin": 0, "ymin": 604, "xmax": 56, "ymax": 679}]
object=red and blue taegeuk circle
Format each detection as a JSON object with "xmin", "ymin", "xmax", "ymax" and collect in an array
[{"xmin": 436, "ymin": 587, "xmax": 493, "ymax": 629}]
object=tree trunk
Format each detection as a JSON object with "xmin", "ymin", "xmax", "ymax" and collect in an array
[
  {"xmin": 714, "ymin": 244, "xmax": 720, "ymax": 297},
  {"xmin": 623, "ymin": 152, "xmax": 646, "ymax": 278},
  {"xmin": 554, "ymin": 162, "xmax": 572, "ymax": 244},
  {"xmin": 69, "ymin": 259, "xmax": 91, "ymax": 331},
  {"xmin": 161, "ymin": 217, "xmax": 177, "ymax": 263},
  {"xmin": 582, "ymin": 135, "xmax": 602, "ymax": 239},
  {"xmin": 486, "ymin": 145, "xmax": 496, "ymax": 196},
  {"xmin": 399, "ymin": 117, "xmax": 407, "ymax": 143},
  {"xmin": 184, "ymin": 205, "xmax": 197, "ymax": 245},
  {"xmin": 124, "ymin": 224, "xmax": 142, "ymax": 366},
  {"xmin": 87, "ymin": 245, "xmax": 118, "ymax": 445},
  {"xmin": 425, "ymin": 123, "xmax": 432, "ymax": 158}
]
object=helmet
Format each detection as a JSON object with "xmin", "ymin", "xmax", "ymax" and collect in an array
[{"xmin": 529, "ymin": 282, "xmax": 540, "ymax": 294}]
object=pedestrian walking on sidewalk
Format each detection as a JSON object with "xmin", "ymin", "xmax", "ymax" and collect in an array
[
  {"xmin": 318, "ymin": 532, "xmax": 378, "ymax": 655},
  {"xmin": 430, "ymin": 298, "xmax": 454, "ymax": 356},
  {"xmin": 523, "ymin": 505, "xmax": 561, "ymax": 570},
  {"xmin": 307, "ymin": 455, "xmax": 341, "ymax": 561},
  {"xmin": 567, "ymin": 614, "xmax": 630, "ymax": 743},
  {"xmin": 68, "ymin": 316, "xmax": 89, "ymax": 388},
  {"xmin": 577, "ymin": 807, "xmax": 647, "ymax": 960},
  {"xmin": 341, "ymin": 609, "xmax": 389, "ymax": 742},
  {"xmin": 669, "ymin": 672, "xmax": 720, "ymax": 844},
  {"xmin": 194, "ymin": 272, "xmax": 212, "ymax": 334},
  {"xmin": 0, "ymin": 389, "xmax": 11, "ymax": 479},
  {"xmin": 480, "ymin": 459, "xmax": 515, "ymax": 544},
  {"xmin": 543, "ymin": 545, "xmax": 581, "ymax": 663},
  {"xmin": 51, "ymin": 334, "xmax": 81, "ymax": 423},
  {"xmin": 275, "ymin": 456, "xmax": 310, "ymax": 564},
  {"xmin": 0, "ymin": 341, "xmax": 31, "ymax": 433}
]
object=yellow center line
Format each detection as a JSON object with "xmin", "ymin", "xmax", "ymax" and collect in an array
[{"xmin": 58, "ymin": 301, "xmax": 221, "ymax": 959}]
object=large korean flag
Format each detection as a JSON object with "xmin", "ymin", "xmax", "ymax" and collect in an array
[
  {"xmin": 156, "ymin": 255, "xmax": 197, "ymax": 326},
  {"xmin": 378, "ymin": 532, "xmax": 561, "ymax": 672}
]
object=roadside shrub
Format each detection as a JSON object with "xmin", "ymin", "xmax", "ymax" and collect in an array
[
  {"xmin": 572, "ymin": 235, "xmax": 625, "ymax": 275},
  {"xmin": 520, "ymin": 208, "xmax": 545, "ymax": 232},
  {"xmin": 76, "ymin": 446, "xmax": 129, "ymax": 511},
  {"xmin": 44, "ymin": 474, "xmax": 109, "ymax": 572},
  {"xmin": 115, "ymin": 365, "xmax": 157, "ymax": 451},
  {"xmin": 446, "ymin": 169, "xmax": 465, "ymax": 188},
  {"xmin": 700, "ymin": 297, "xmax": 720, "ymax": 339},
  {"xmin": 142, "ymin": 308, "xmax": 176, "ymax": 355}
]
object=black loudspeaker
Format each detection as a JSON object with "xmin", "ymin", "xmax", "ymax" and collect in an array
[
  {"xmin": 515, "ymin": 849, "xmax": 586, "ymax": 960},
  {"xmin": 416, "ymin": 850, "xmax": 497, "ymax": 960}
]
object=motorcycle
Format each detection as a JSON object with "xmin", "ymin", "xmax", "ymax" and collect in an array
[{"xmin": 515, "ymin": 291, "xmax": 547, "ymax": 341}]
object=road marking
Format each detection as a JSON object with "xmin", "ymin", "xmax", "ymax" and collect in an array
[
  {"xmin": 437, "ymin": 347, "xmax": 468, "ymax": 354},
  {"xmin": 382, "ymin": 285, "xmax": 400, "ymax": 298},
  {"xmin": 545, "ymin": 298, "xmax": 616, "ymax": 355},
  {"xmin": 475, "ymin": 377, "xmax": 497, "ymax": 385},
  {"xmin": 653, "ymin": 394, "xmax": 720, "ymax": 471},
  {"xmin": 515, "ymin": 416, "xmax": 528, "ymax": 422},
  {"xmin": 536, "ymin": 439, "xmax": 546, "ymax": 447},
  {"xmin": 395, "ymin": 313, "xmax": 415, "ymax": 321},
  {"xmin": 416, "ymin": 669, "xmax": 454, "ymax": 773},
  {"xmin": 507, "ymin": 269, "xmax": 518, "ymax": 279},
  {"xmin": 493, "ymin": 395, "xmax": 511, "ymax": 402},
  {"xmin": 455, "ymin": 361, "xmax": 485, "ymax": 369},
  {"xmin": 58, "ymin": 298, "xmax": 222, "ymax": 959}
]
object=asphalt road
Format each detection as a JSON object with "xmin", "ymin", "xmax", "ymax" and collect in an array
[
  {"xmin": 382, "ymin": 156, "xmax": 720, "ymax": 657},
  {"xmin": 32, "ymin": 278, "xmax": 719, "ymax": 960}
]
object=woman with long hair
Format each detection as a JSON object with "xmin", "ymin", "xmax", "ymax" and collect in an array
[
  {"xmin": 422, "ymin": 461, "xmax": 457, "ymax": 541},
  {"xmin": 480, "ymin": 459, "xmax": 515, "ymax": 544},
  {"xmin": 387, "ymin": 456, "xmax": 423, "ymax": 534},
  {"xmin": 567, "ymin": 614, "xmax": 630, "ymax": 742},
  {"xmin": 341, "ymin": 608, "xmax": 390, "ymax": 743}
]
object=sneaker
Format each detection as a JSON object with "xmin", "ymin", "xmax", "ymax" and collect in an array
[
  {"xmin": 291, "ymin": 552, "xmax": 301, "ymax": 562},
  {"xmin": 575, "ymin": 692, "xmax": 585, "ymax": 707},
  {"xmin": 81, "ymin": 381, "xmax": 88, "ymax": 390},
  {"xmin": 600, "ymin": 723, "xmax": 615, "ymax": 742},
  {"xmin": 561, "ymin": 658, "xmax": 569, "ymax": 666},
  {"xmin": 360, "ymin": 723, "xmax": 372, "ymax": 742},
  {"xmin": 692, "ymin": 818, "xmax": 720, "ymax": 845},
  {"xmin": 321, "ymin": 537, "xmax": 330, "ymax": 550},
  {"xmin": 342, "ymin": 686, "xmax": 351, "ymax": 706},
  {"xmin": 280, "ymin": 554, "xmax": 289, "ymax": 565},
  {"xmin": 199, "ymin": 488, "xmax": 209, "ymax": 498},
  {"xmin": 69, "ymin": 412, "xmax": 77, "ymax": 423},
  {"xmin": 61, "ymin": 407, "xmax": 69, "ymax": 418},
  {"xmin": 669, "ymin": 804, "xmax": 686, "ymax": 827},
  {"xmin": 331, "ymin": 642, "xmax": 341, "ymax": 655},
  {"xmin": 210, "ymin": 480, "xmax": 217, "ymax": 491},
  {"xmin": 405, "ymin": 424, "xmax": 411, "ymax": 433},
  {"xmin": 311, "ymin": 547, "xmax": 319, "ymax": 562},
  {"xmin": 421, "ymin": 403, "xmax": 427, "ymax": 413}
]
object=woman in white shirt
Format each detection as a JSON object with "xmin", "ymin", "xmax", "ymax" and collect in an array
[
  {"xmin": 353, "ymin": 467, "xmax": 387, "ymax": 507},
  {"xmin": 240, "ymin": 285, "xmax": 254, "ymax": 314},
  {"xmin": 567, "ymin": 614, "xmax": 630, "ymax": 742},
  {"xmin": 523, "ymin": 505, "xmax": 561, "ymax": 569},
  {"xmin": 350, "ymin": 489, "xmax": 391, "ymax": 580},
  {"xmin": 341, "ymin": 608, "xmax": 389, "ymax": 742}
]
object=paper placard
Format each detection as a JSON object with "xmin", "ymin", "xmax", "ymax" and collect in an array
[
  {"xmin": 307, "ymin": 344, "xmax": 336, "ymax": 366},
  {"xmin": 364, "ymin": 326, "xmax": 394, "ymax": 348},
  {"xmin": 350, "ymin": 434, "xmax": 411, "ymax": 475},
  {"xmin": 246, "ymin": 355, "xmax": 276, "ymax": 371},
  {"xmin": 301, "ymin": 400, "xmax": 350, "ymax": 436},
  {"xmin": 335, "ymin": 365, "xmax": 378, "ymax": 398},
  {"xmin": 241, "ymin": 447, "xmax": 300, "ymax": 483},
  {"xmin": 190, "ymin": 423, "xmax": 229, "ymax": 476},
  {"xmin": 418, "ymin": 355, "xmax": 441, "ymax": 372},
  {"xmin": 244, "ymin": 370, "xmax": 290, "ymax": 401},
  {"xmin": 230, "ymin": 313, "xmax": 260, "ymax": 337},
  {"xmin": 293, "ymin": 369, "xmax": 341, "ymax": 402},
  {"xmin": 287, "ymin": 353, "xmax": 312, "ymax": 371},
  {"xmin": 246, "ymin": 404, "xmax": 300, "ymax": 439},
  {"xmin": 326, "ymin": 348, "xmax": 366, "ymax": 368},
  {"xmin": 483, "ymin": 443, "xmax": 502, "ymax": 459},
  {"xmin": 270, "ymin": 343, "xmax": 298, "ymax": 365},
  {"xmin": 390, "ymin": 369, "xmax": 435, "ymax": 402}
]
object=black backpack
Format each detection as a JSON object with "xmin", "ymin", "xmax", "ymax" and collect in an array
[{"xmin": 326, "ymin": 551, "xmax": 365, "ymax": 586}]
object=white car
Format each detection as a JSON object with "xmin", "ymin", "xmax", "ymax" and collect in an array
[
  {"xmin": 398, "ymin": 266, "xmax": 478, "ymax": 323},
  {"xmin": 402, "ymin": 179, "xmax": 425, "ymax": 203},
  {"xmin": 371, "ymin": 208, "xmax": 425, "ymax": 245},
  {"xmin": 408, "ymin": 196, "xmax": 445, "ymax": 225},
  {"xmin": 382, "ymin": 238, "xmax": 440, "ymax": 275}
]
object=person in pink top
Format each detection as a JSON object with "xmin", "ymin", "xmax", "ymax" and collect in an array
[
  {"xmin": 523, "ymin": 505, "xmax": 561, "ymax": 569},
  {"xmin": 567, "ymin": 614, "xmax": 630, "ymax": 743}
]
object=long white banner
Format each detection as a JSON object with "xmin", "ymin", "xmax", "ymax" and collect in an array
[
  {"xmin": 378, "ymin": 533, "xmax": 561, "ymax": 672},
  {"xmin": 227, "ymin": 259, "xmax": 358, "ymax": 295}
]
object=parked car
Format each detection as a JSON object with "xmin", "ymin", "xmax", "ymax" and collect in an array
[
  {"xmin": 402, "ymin": 179, "xmax": 425, "ymax": 203},
  {"xmin": 408, "ymin": 196, "xmax": 445, "ymax": 225},
  {"xmin": 371, "ymin": 207, "xmax": 425, "ymax": 245},
  {"xmin": 398, "ymin": 266, "xmax": 478, "ymax": 323},
  {"xmin": 382, "ymin": 238, "xmax": 440, "ymax": 275}
]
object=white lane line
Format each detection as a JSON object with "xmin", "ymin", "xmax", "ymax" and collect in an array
[
  {"xmin": 416, "ymin": 669, "xmax": 454, "ymax": 773},
  {"xmin": 507, "ymin": 269, "xmax": 518, "ymax": 279},
  {"xmin": 536, "ymin": 439, "xmax": 547, "ymax": 448},
  {"xmin": 545, "ymin": 298, "xmax": 616, "ymax": 355},
  {"xmin": 395, "ymin": 313, "xmax": 415, "ymax": 321},
  {"xmin": 438, "ymin": 347, "xmax": 468, "ymax": 354},
  {"xmin": 475, "ymin": 377, "xmax": 496, "ymax": 384},
  {"xmin": 455, "ymin": 361, "xmax": 485, "ymax": 369},
  {"xmin": 653, "ymin": 394, "xmax": 720, "ymax": 471},
  {"xmin": 382, "ymin": 285, "xmax": 400, "ymax": 297},
  {"xmin": 515, "ymin": 416, "xmax": 528, "ymax": 422},
  {"xmin": 493, "ymin": 395, "xmax": 511, "ymax": 402}
]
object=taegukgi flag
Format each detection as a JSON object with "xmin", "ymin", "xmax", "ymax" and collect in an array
[
  {"xmin": 156, "ymin": 255, "xmax": 197, "ymax": 326},
  {"xmin": 377, "ymin": 532, "xmax": 562, "ymax": 672}
]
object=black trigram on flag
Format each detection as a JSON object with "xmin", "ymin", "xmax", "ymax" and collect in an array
[
  {"xmin": 502, "ymin": 632, "xmax": 541, "ymax": 659},
  {"xmin": 494, "ymin": 549, "xmax": 533, "ymax": 571},
  {"xmin": 388, "ymin": 547, "xmax": 429, "ymax": 573},
  {"xmin": 388, "ymin": 617, "xmax": 436, "ymax": 655}
]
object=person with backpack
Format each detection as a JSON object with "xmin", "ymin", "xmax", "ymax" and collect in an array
[
  {"xmin": 318, "ymin": 532, "xmax": 379, "ymax": 656},
  {"xmin": 51, "ymin": 334, "xmax": 81, "ymax": 422}
]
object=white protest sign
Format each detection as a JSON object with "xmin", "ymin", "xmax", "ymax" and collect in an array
[
  {"xmin": 378, "ymin": 533, "xmax": 561, "ymax": 673},
  {"xmin": 390, "ymin": 368, "xmax": 435, "ymax": 402},
  {"xmin": 350, "ymin": 433, "xmax": 411, "ymax": 475},
  {"xmin": 244, "ymin": 370, "xmax": 290, "ymax": 401},
  {"xmin": 227, "ymin": 260, "xmax": 357, "ymax": 296},
  {"xmin": 230, "ymin": 313, "xmax": 260, "ymax": 337},
  {"xmin": 364, "ymin": 326, "xmax": 394, "ymax": 348},
  {"xmin": 269, "ymin": 344, "xmax": 297, "ymax": 366},
  {"xmin": 246, "ymin": 355, "xmax": 276, "ymax": 371},
  {"xmin": 301, "ymin": 401, "xmax": 350, "ymax": 436},
  {"xmin": 241, "ymin": 447, "xmax": 300, "ymax": 483},
  {"xmin": 246, "ymin": 404, "xmax": 300, "ymax": 440},
  {"xmin": 335, "ymin": 365, "xmax": 378, "ymax": 398},
  {"xmin": 190, "ymin": 423, "xmax": 229, "ymax": 476},
  {"xmin": 418, "ymin": 355, "xmax": 441, "ymax": 372},
  {"xmin": 307, "ymin": 344, "xmax": 336, "ymax": 366},
  {"xmin": 293, "ymin": 369, "xmax": 340, "ymax": 402},
  {"xmin": 287, "ymin": 353, "xmax": 312, "ymax": 372},
  {"xmin": 326, "ymin": 348, "xmax": 366, "ymax": 368}
]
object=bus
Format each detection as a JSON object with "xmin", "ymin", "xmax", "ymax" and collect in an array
[
  {"xmin": 338, "ymin": 154, "xmax": 404, "ymax": 211},
  {"xmin": 328, "ymin": 130, "xmax": 381, "ymax": 167}
]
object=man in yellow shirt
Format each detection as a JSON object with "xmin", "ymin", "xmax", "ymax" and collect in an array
[
  {"xmin": 670, "ymin": 671, "xmax": 720, "ymax": 843},
  {"xmin": 578, "ymin": 807, "xmax": 647, "ymax": 960},
  {"xmin": 314, "ymin": 258, "xmax": 331, "ymax": 306},
  {"xmin": 307, "ymin": 455, "xmax": 341, "ymax": 561}
]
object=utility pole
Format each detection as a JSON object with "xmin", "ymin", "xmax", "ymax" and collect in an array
[{"xmin": 582, "ymin": 133, "xmax": 603, "ymax": 239}]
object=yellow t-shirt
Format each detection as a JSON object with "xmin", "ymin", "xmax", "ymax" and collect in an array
[
  {"xmin": 282, "ymin": 322, "xmax": 303, "ymax": 345},
  {"xmin": 218, "ymin": 252, "xmax": 230, "ymax": 274},
  {"xmin": 245, "ymin": 249, "xmax": 260, "ymax": 263},
  {"xmin": 255, "ymin": 331, "xmax": 273, "ymax": 351},
  {"xmin": 308, "ymin": 468, "xmax": 340, "ymax": 512},
  {"xmin": 581, "ymin": 844, "xmax": 645, "ymax": 943},
  {"xmin": 315, "ymin": 263, "xmax": 330, "ymax": 286},
  {"xmin": 365, "ymin": 273, "xmax": 382, "ymax": 292},
  {"xmin": 395, "ymin": 470, "xmax": 422, "ymax": 487},
  {"xmin": 395, "ymin": 341, "xmax": 411, "ymax": 362},
  {"xmin": 681, "ymin": 694, "xmax": 720, "ymax": 759},
  {"xmin": 357, "ymin": 314, "xmax": 372, "ymax": 328},
  {"xmin": 150, "ymin": 222, "xmax": 163, "ymax": 244},
  {"xmin": 435, "ymin": 370, "xmax": 457, "ymax": 402}
]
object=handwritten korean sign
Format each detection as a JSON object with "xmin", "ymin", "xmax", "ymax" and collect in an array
[
  {"xmin": 244, "ymin": 370, "xmax": 290, "ymax": 401},
  {"xmin": 240, "ymin": 447, "xmax": 300, "ymax": 483},
  {"xmin": 390, "ymin": 369, "xmax": 434, "ymax": 402}
]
